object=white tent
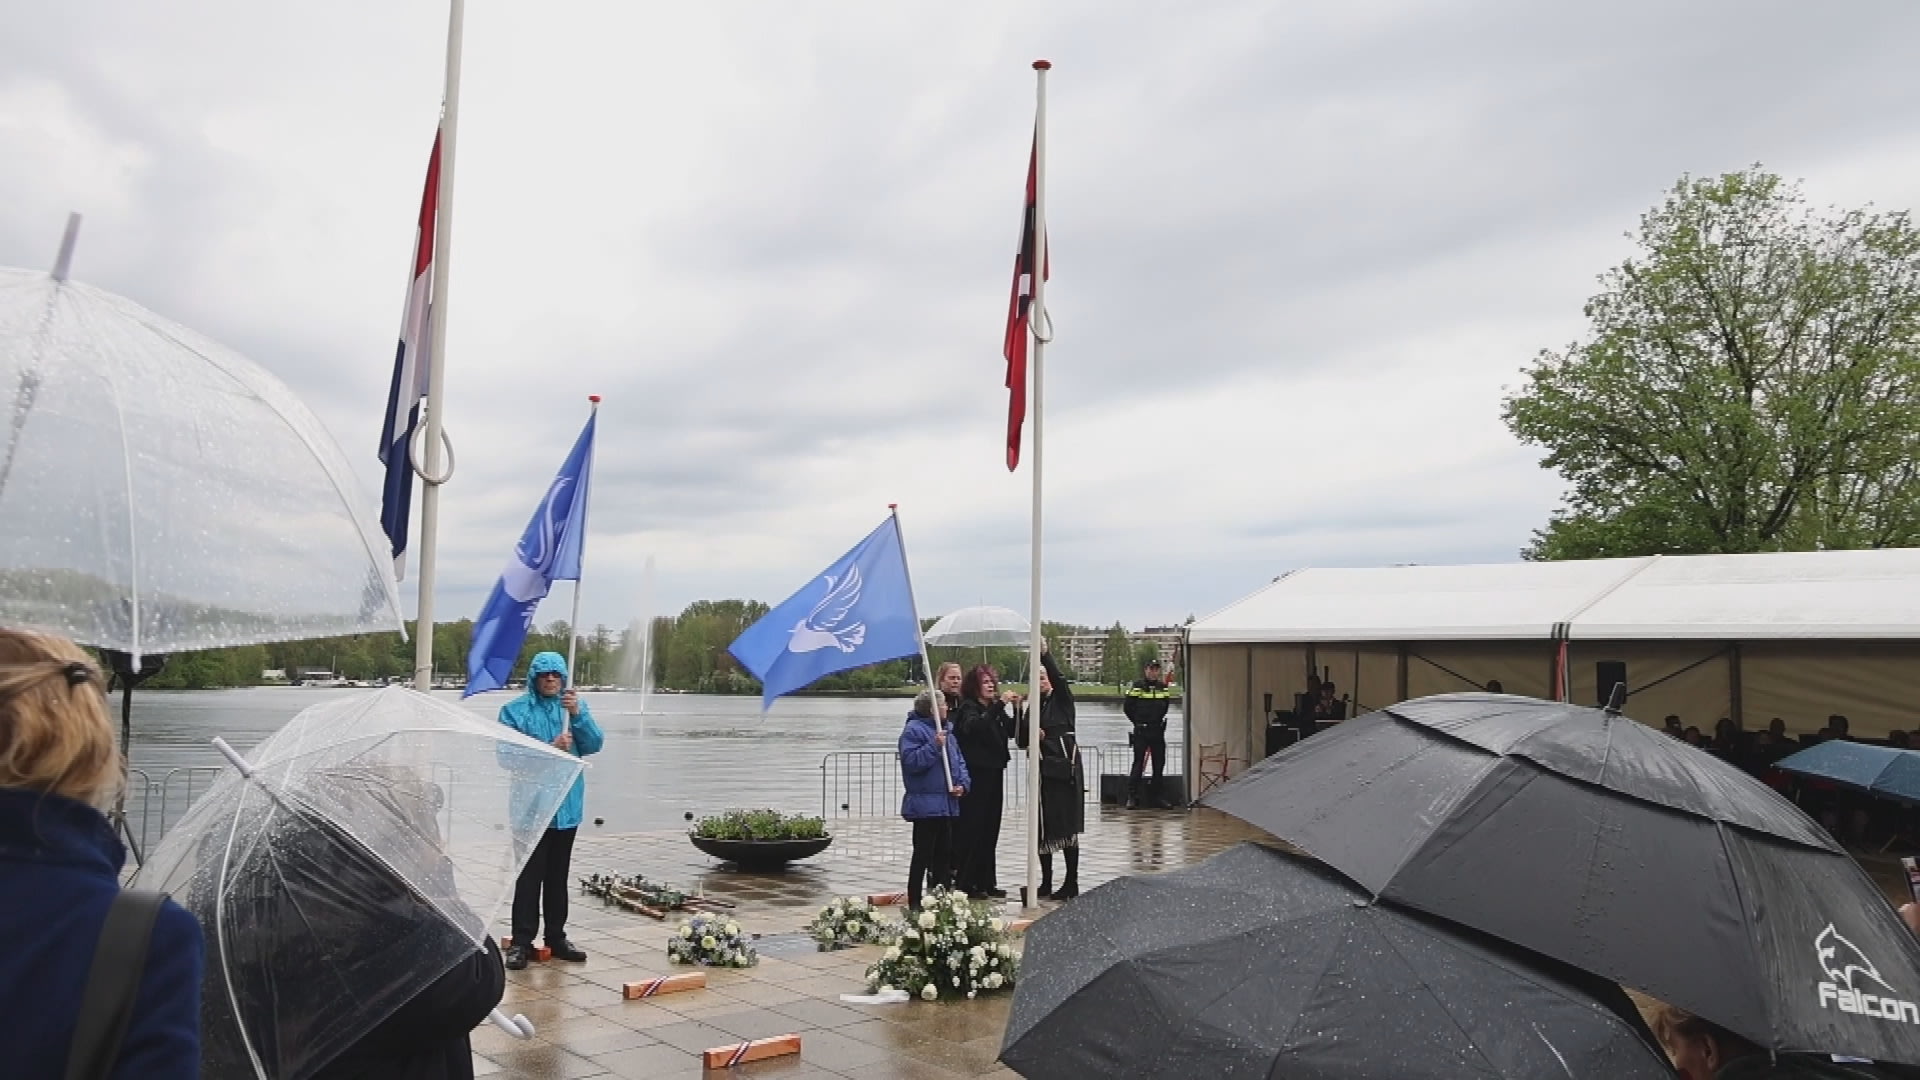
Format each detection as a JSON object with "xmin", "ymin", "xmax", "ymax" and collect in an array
[{"xmin": 1182, "ymin": 549, "xmax": 1920, "ymax": 790}]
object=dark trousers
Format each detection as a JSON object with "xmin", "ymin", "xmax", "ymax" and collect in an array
[
  {"xmin": 1129, "ymin": 728, "xmax": 1167, "ymax": 797},
  {"xmin": 512, "ymin": 826, "xmax": 576, "ymax": 945},
  {"xmin": 954, "ymin": 767, "xmax": 1005, "ymax": 892},
  {"xmin": 907, "ymin": 818, "xmax": 954, "ymax": 908}
]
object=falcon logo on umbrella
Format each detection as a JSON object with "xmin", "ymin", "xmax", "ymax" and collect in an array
[{"xmin": 1817, "ymin": 924, "xmax": 1920, "ymax": 1024}]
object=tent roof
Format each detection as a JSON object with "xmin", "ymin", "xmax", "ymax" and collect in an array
[
  {"xmin": 1187, "ymin": 549, "xmax": 1920, "ymax": 645},
  {"xmin": 1572, "ymin": 548, "xmax": 1920, "ymax": 640},
  {"xmin": 1187, "ymin": 558, "xmax": 1651, "ymax": 644}
]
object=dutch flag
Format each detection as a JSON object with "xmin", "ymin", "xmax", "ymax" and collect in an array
[{"xmin": 378, "ymin": 130, "xmax": 442, "ymax": 580}]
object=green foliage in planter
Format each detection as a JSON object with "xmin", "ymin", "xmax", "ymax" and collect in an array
[{"xmin": 691, "ymin": 808, "xmax": 828, "ymax": 841}]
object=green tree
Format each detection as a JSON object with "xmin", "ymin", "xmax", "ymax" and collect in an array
[
  {"xmin": 1504, "ymin": 166, "xmax": 1920, "ymax": 559},
  {"xmin": 1133, "ymin": 641, "xmax": 1161, "ymax": 679},
  {"xmin": 1099, "ymin": 623, "xmax": 1133, "ymax": 688}
]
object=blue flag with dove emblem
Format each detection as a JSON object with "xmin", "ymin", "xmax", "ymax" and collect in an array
[
  {"xmin": 729, "ymin": 517, "xmax": 923, "ymax": 709},
  {"xmin": 463, "ymin": 413, "xmax": 596, "ymax": 697}
]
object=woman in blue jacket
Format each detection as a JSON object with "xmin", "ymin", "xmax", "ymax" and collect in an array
[
  {"xmin": 0, "ymin": 630, "xmax": 203, "ymax": 1080},
  {"xmin": 498, "ymin": 651, "xmax": 604, "ymax": 970},
  {"xmin": 899, "ymin": 690, "xmax": 970, "ymax": 908}
]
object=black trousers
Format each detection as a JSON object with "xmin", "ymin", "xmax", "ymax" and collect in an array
[
  {"xmin": 512, "ymin": 826, "xmax": 576, "ymax": 944},
  {"xmin": 907, "ymin": 818, "xmax": 954, "ymax": 908},
  {"xmin": 1129, "ymin": 728, "xmax": 1167, "ymax": 795},
  {"xmin": 954, "ymin": 766, "xmax": 1005, "ymax": 892}
]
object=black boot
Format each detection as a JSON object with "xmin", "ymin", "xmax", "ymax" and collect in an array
[
  {"xmin": 1053, "ymin": 849, "xmax": 1080, "ymax": 901},
  {"xmin": 1037, "ymin": 853, "xmax": 1053, "ymax": 898},
  {"xmin": 504, "ymin": 942, "xmax": 530, "ymax": 971}
]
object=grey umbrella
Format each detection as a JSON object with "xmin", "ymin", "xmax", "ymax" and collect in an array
[
  {"xmin": 1001, "ymin": 842, "xmax": 1677, "ymax": 1079},
  {"xmin": 1201, "ymin": 693, "xmax": 1920, "ymax": 1066}
]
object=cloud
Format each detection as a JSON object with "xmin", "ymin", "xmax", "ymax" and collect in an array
[{"xmin": 5, "ymin": 0, "xmax": 1920, "ymax": 643}]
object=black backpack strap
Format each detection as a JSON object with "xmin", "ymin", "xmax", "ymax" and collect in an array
[{"xmin": 65, "ymin": 889, "xmax": 168, "ymax": 1080}]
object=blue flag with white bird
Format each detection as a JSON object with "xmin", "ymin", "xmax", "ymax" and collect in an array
[
  {"xmin": 729, "ymin": 517, "xmax": 923, "ymax": 708},
  {"xmin": 463, "ymin": 412, "xmax": 595, "ymax": 697}
]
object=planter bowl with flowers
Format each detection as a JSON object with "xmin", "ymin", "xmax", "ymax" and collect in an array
[{"xmin": 689, "ymin": 809, "xmax": 833, "ymax": 868}]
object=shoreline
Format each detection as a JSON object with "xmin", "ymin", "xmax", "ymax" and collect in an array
[{"xmin": 145, "ymin": 683, "xmax": 1149, "ymax": 703}]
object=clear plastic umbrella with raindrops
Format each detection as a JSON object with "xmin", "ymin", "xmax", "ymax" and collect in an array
[
  {"xmin": 135, "ymin": 688, "xmax": 583, "ymax": 1079},
  {"xmin": 0, "ymin": 218, "xmax": 404, "ymax": 663}
]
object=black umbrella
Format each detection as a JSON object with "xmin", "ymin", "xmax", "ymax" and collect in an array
[
  {"xmin": 1001, "ymin": 842, "xmax": 1677, "ymax": 1079},
  {"xmin": 1201, "ymin": 693, "xmax": 1920, "ymax": 1066}
]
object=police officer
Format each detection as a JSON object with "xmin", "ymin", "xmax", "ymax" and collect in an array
[{"xmin": 1123, "ymin": 658, "xmax": 1174, "ymax": 808}]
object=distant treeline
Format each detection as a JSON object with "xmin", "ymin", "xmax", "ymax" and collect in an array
[{"xmin": 109, "ymin": 600, "xmax": 1123, "ymax": 693}]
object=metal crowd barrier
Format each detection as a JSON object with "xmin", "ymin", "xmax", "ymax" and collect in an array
[
  {"xmin": 119, "ymin": 765, "xmax": 224, "ymax": 864},
  {"xmin": 820, "ymin": 745, "xmax": 1130, "ymax": 819}
]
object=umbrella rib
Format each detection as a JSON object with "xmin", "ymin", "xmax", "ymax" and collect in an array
[
  {"xmin": 85, "ymin": 295, "xmax": 145, "ymax": 659},
  {"xmin": 1365, "ymin": 921, "xmax": 1507, "ymax": 1076},
  {"xmin": 216, "ymin": 779, "xmax": 272, "ymax": 1080},
  {"xmin": 1709, "ymin": 820, "xmax": 1774, "ymax": 1049}
]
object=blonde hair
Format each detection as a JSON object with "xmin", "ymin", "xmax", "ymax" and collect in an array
[
  {"xmin": 0, "ymin": 630, "xmax": 120, "ymax": 808},
  {"xmin": 1648, "ymin": 1002, "xmax": 1756, "ymax": 1064}
]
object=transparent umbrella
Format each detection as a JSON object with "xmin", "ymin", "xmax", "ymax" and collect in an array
[
  {"xmin": 0, "ymin": 221, "xmax": 404, "ymax": 662},
  {"xmin": 134, "ymin": 687, "xmax": 583, "ymax": 1079},
  {"xmin": 925, "ymin": 605, "xmax": 1031, "ymax": 648}
]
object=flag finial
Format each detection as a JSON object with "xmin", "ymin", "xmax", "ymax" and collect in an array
[
  {"xmin": 1032, "ymin": 59, "xmax": 1051, "ymax": 70},
  {"xmin": 589, "ymin": 394, "xmax": 602, "ymax": 404}
]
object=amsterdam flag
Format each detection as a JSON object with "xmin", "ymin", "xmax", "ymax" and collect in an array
[{"xmin": 1003, "ymin": 136, "xmax": 1048, "ymax": 471}]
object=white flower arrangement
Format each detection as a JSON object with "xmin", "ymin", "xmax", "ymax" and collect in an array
[
  {"xmin": 864, "ymin": 887, "xmax": 1017, "ymax": 1003},
  {"xmin": 805, "ymin": 895, "xmax": 894, "ymax": 950},
  {"xmin": 667, "ymin": 912, "xmax": 757, "ymax": 968}
]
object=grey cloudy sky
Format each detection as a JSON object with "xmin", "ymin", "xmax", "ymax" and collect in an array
[{"xmin": 5, "ymin": 0, "xmax": 1920, "ymax": 636}]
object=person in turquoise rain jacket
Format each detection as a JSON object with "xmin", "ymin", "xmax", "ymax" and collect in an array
[{"xmin": 498, "ymin": 651, "xmax": 603, "ymax": 970}]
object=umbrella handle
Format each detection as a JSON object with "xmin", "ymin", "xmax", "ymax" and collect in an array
[{"xmin": 489, "ymin": 1008, "xmax": 535, "ymax": 1038}]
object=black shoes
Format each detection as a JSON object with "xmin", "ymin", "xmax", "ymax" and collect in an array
[
  {"xmin": 1125, "ymin": 796, "xmax": 1140, "ymax": 809},
  {"xmin": 985, "ymin": 887, "xmax": 1007, "ymax": 899},
  {"xmin": 503, "ymin": 943, "xmax": 530, "ymax": 970},
  {"xmin": 1052, "ymin": 879, "xmax": 1079, "ymax": 901},
  {"xmin": 548, "ymin": 938, "xmax": 587, "ymax": 963}
]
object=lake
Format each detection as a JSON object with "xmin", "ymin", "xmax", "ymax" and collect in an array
[{"xmin": 122, "ymin": 687, "xmax": 1184, "ymax": 838}]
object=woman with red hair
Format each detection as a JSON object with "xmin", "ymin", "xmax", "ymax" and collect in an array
[{"xmin": 951, "ymin": 664, "xmax": 1017, "ymax": 899}]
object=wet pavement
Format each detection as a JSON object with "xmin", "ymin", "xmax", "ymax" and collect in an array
[{"xmin": 472, "ymin": 804, "xmax": 1269, "ymax": 1079}]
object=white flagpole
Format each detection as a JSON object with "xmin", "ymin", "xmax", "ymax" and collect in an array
[
  {"xmin": 412, "ymin": 0, "xmax": 467, "ymax": 691},
  {"xmin": 891, "ymin": 505, "xmax": 955, "ymax": 791},
  {"xmin": 1024, "ymin": 59, "xmax": 1051, "ymax": 911},
  {"xmin": 565, "ymin": 395, "xmax": 601, "ymax": 687}
]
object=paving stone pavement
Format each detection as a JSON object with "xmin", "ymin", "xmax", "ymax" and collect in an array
[{"xmin": 472, "ymin": 805, "xmax": 1269, "ymax": 1079}]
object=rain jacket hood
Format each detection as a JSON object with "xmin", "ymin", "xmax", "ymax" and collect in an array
[{"xmin": 527, "ymin": 651, "xmax": 568, "ymax": 686}]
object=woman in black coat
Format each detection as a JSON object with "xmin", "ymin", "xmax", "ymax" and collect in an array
[
  {"xmin": 311, "ymin": 938, "xmax": 506, "ymax": 1080},
  {"xmin": 951, "ymin": 664, "xmax": 1016, "ymax": 899},
  {"xmin": 1017, "ymin": 646, "xmax": 1084, "ymax": 899}
]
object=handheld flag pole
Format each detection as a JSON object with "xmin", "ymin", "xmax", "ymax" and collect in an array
[
  {"xmin": 565, "ymin": 395, "xmax": 601, "ymax": 687},
  {"xmin": 890, "ymin": 505, "xmax": 954, "ymax": 790},
  {"xmin": 412, "ymin": 0, "xmax": 468, "ymax": 691},
  {"xmin": 1023, "ymin": 58, "xmax": 1052, "ymax": 912}
]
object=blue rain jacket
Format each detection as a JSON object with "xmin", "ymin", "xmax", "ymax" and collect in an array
[
  {"xmin": 899, "ymin": 711, "xmax": 971, "ymax": 820},
  {"xmin": 498, "ymin": 652, "xmax": 603, "ymax": 829}
]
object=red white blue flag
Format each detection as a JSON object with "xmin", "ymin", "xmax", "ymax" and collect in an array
[{"xmin": 378, "ymin": 130, "xmax": 441, "ymax": 579}]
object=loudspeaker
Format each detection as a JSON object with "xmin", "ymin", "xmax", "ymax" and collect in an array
[{"xmin": 1596, "ymin": 661, "xmax": 1627, "ymax": 708}]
